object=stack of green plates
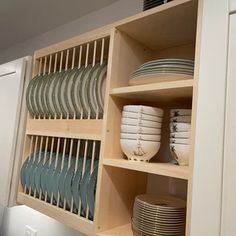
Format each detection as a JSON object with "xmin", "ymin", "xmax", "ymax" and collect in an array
[{"xmin": 129, "ymin": 59, "xmax": 194, "ymax": 85}]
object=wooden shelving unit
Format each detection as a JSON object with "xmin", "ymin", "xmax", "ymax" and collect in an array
[
  {"xmin": 16, "ymin": 0, "xmax": 200, "ymax": 235},
  {"xmin": 103, "ymin": 159, "xmax": 189, "ymax": 180}
]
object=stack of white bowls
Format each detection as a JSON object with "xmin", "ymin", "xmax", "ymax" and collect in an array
[
  {"xmin": 120, "ymin": 105, "xmax": 164, "ymax": 162},
  {"xmin": 169, "ymin": 109, "xmax": 192, "ymax": 166}
]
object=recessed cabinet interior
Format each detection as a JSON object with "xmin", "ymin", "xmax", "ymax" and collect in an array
[{"xmin": 16, "ymin": 0, "xmax": 200, "ymax": 235}]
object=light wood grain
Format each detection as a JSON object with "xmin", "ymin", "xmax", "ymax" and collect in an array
[
  {"xmin": 26, "ymin": 119, "xmax": 103, "ymax": 140},
  {"xmin": 17, "ymin": 193, "xmax": 95, "ymax": 236},
  {"xmin": 109, "ymin": 30, "xmax": 153, "ymax": 88},
  {"xmin": 96, "ymin": 166, "xmax": 146, "ymax": 233},
  {"xmin": 98, "ymin": 223, "xmax": 133, "ymax": 236},
  {"xmin": 35, "ymin": 30, "xmax": 111, "ymax": 59},
  {"xmin": 103, "ymin": 159, "xmax": 189, "ymax": 180},
  {"xmin": 110, "ymin": 79, "xmax": 193, "ymax": 103},
  {"xmin": 117, "ymin": 0, "xmax": 197, "ymax": 50}
]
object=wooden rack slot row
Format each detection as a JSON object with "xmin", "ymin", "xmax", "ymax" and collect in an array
[
  {"xmin": 20, "ymin": 135, "xmax": 100, "ymax": 222},
  {"xmin": 27, "ymin": 37, "xmax": 110, "ymax": 121}
]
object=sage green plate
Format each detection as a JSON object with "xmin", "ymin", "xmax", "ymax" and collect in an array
[
  {"xmin": 96, "ymin": 64, "xmax": 107, "ymax": 115},
  {"xmin": 72, "ymin": 157, "xmax": 84, "ymax": 210},
  {"xmin": 64, "ymin": 158, "xmax": 76, "ymax": 208},
  {"xmin": 45, "ymin": 72, "xmax": 58, "ymax": 118},
  {"xmin": 58, "ymin": 70, "xmax": 70, "ymax": 118},
  {"xmin": 58, "ymin": 156, "xmax": 69, "ymax": 204},
  {"xmin": 65, "ymin": 68, "xmax": 78, "ymax": 118},
  {"xmin": 80, "ymin": 65, "xmax": 93, "ymax": 118},
  {"xmin": 26, "ymin": 76, "xmax": 39, "ymax": 117},
  {"xmin": 41, "ymin": 73, "xmax": 54, "ymax": 118},
  {"xmin": 52, "ymin": 72, "xmax": 64, "ymax": 118},
  {"xmin": 87, "ymin": 160, "xmax": 99, "ymax": 219},
  {"xmin": 34, "ymin": 152, "xmax": 50, "ymax": 195},
  {"xmin": 31, "ymin": 75, "xmax": 43, "ymax": 117},
  {"xmin": 87, "ymin": 64, "xmax": 100, "ymax": 118},
  {"xmin": 72, "ymin": 66, "xmax": 85, "ymax": 119}
]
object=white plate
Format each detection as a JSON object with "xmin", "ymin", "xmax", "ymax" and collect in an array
[
  {"xmin": 170, "ymin": 109, "xmax": 192, "ymax": 117},
  {"xmin": 170, "ymin": 138, "xmax": 190, "ymax": 144},
  {"xmin": 122, "ymin": 111, "xmax": 163, "ymax": 122},
  {"xmin": 140, "ymin": 59, "xmax": 194, "ymax": 68},
  {"xmin": 170, "ymin": 116, "xmax": 191, "ymax": 123},
  {"xmin": 170, "ymin": 131, "xmax": 190, "ymax": 139},
  {"xmin": 121, "ymin": 133, "xmax": 161, "ymax": 142},
  {"xmin": 121, "ymin": 124, "xmax": 161, "ymax": 135},
  {"xmin": 123, "ymin": 105, "xmax": 164, "ymax": 117},
  {"xmin": 170, "ymin": 122, "xmax": 191, "ymax": 132},
  {"xmin": 129, "ymin": 73, "xmax": 193, "ymax": 86},
  {"xmin": 121, "ymin": 117, "xmax": 162, "ymax": 128}
]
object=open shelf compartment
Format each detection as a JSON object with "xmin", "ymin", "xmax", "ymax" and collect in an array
[{"xmin": 96, "ymin": 166, "xmax": 188, "ymax": 235}]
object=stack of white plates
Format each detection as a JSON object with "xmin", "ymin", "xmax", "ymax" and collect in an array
[
  {"xmin": 169, "ymin": 109, "xmax": 192, "ymax": 166},
  {"xmin": 120, "ymin": 105, "xmax": 164, "ymax": 162},
  {"xmin": 129, "ymin": 59, "xmax": 194, "ymax": 86},
  {"xmin": 132, "ymin": 194, "xmax": 186, "ymax": 236}
]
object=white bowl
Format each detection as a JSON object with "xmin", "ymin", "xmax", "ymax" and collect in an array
[
  {"xmin": 170, "ymin": 138, "xmax": 190, "ymax": 145},
  {"xmin": 123, "ymin": 105, "xmax": 164, "ymax": 117},
  {"xmin": 121, "ymin": 133, "xmax": 161, "ymax": 142},
  {"xmin": 122, "ymin": 111, "xmax": 163, "ymax": 123},
  {"xmin": 170, "ymin": 116, "xmax": 191, "ymax": 123},
  {"xmin": 170, "ymin": 122, "xmax": 191, "ymax": 132},
  {"xmin": 170, "ymin": 109, "xmax": 192, "ymax": 117},
  {"xmin": 121, "ymin": 117, "xmax": 162, "ymax": 128},
  {"xmin": 121, "ymin": 125, "xmax": 161, "ymax": 135},
  {"xmin": 170, "ymin": 143, "xmax": 190, "ymax": 166},
  {"xmin": 170, "ymin": 131, "xmax": 190, "ymax": 139},
  {"xmin": 120, "ymin": 138, "xmax": 161, "ymax": 162}
]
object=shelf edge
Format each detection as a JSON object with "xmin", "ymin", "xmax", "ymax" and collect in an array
[
  {"xmin": 103, "ymin": 159, "xmax": 189, "ymax": 180},
  {"xmin": 110, "ymin": 79, "xmax": 194, "ymax": 96}
]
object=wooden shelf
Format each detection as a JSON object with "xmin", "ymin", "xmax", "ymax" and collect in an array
[
  {"xmin": 26, "ymin": 119, "xmax": 103, "ymax": 140},
  {"xmin": 17, "ymin": 193, "xmax": 95, "ymax": 236},
  {"xmin": 116, "ymin": 0, "xmax": 197, "ymax": 50},
  {"xmin": 103, "ymin": 159, "xmax": 189, "ymax": 180},
  {"xmin": 98, "ymin": 224, "xmax": 133, "ymax": 236},
  {"xmin": 110, "ymin": 79, "xmax": 193, "ymax": 103}
]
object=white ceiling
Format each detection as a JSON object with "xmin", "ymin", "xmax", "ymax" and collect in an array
[{"xmin": 0, "ymin": 0, "xmax": 118, "ymax": 50}]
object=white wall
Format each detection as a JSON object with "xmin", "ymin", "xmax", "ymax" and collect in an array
[
  {"xmin": 0, "ymin": 0, "xmax": 142, "ymax": 64},
  {"xmin": 0, "ymin": 0, "xmax": 141, "ymax": 235}
]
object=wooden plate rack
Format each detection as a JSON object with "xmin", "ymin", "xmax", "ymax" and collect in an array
[{"xmin": 17, "ymin": 0, "xmax": 200, "ymax": 235}]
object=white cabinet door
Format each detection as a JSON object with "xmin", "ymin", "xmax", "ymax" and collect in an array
[
  {"xmin": 230, "ymin": 0, "xmax": 236, "ymax": 12},
  {"xmin": 0, "ymin": 57, "xmax": 31, "ymax": 207},
  {"xmin": 221, "ymin": 13, "xmax": 236, "ymax": 236}
]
